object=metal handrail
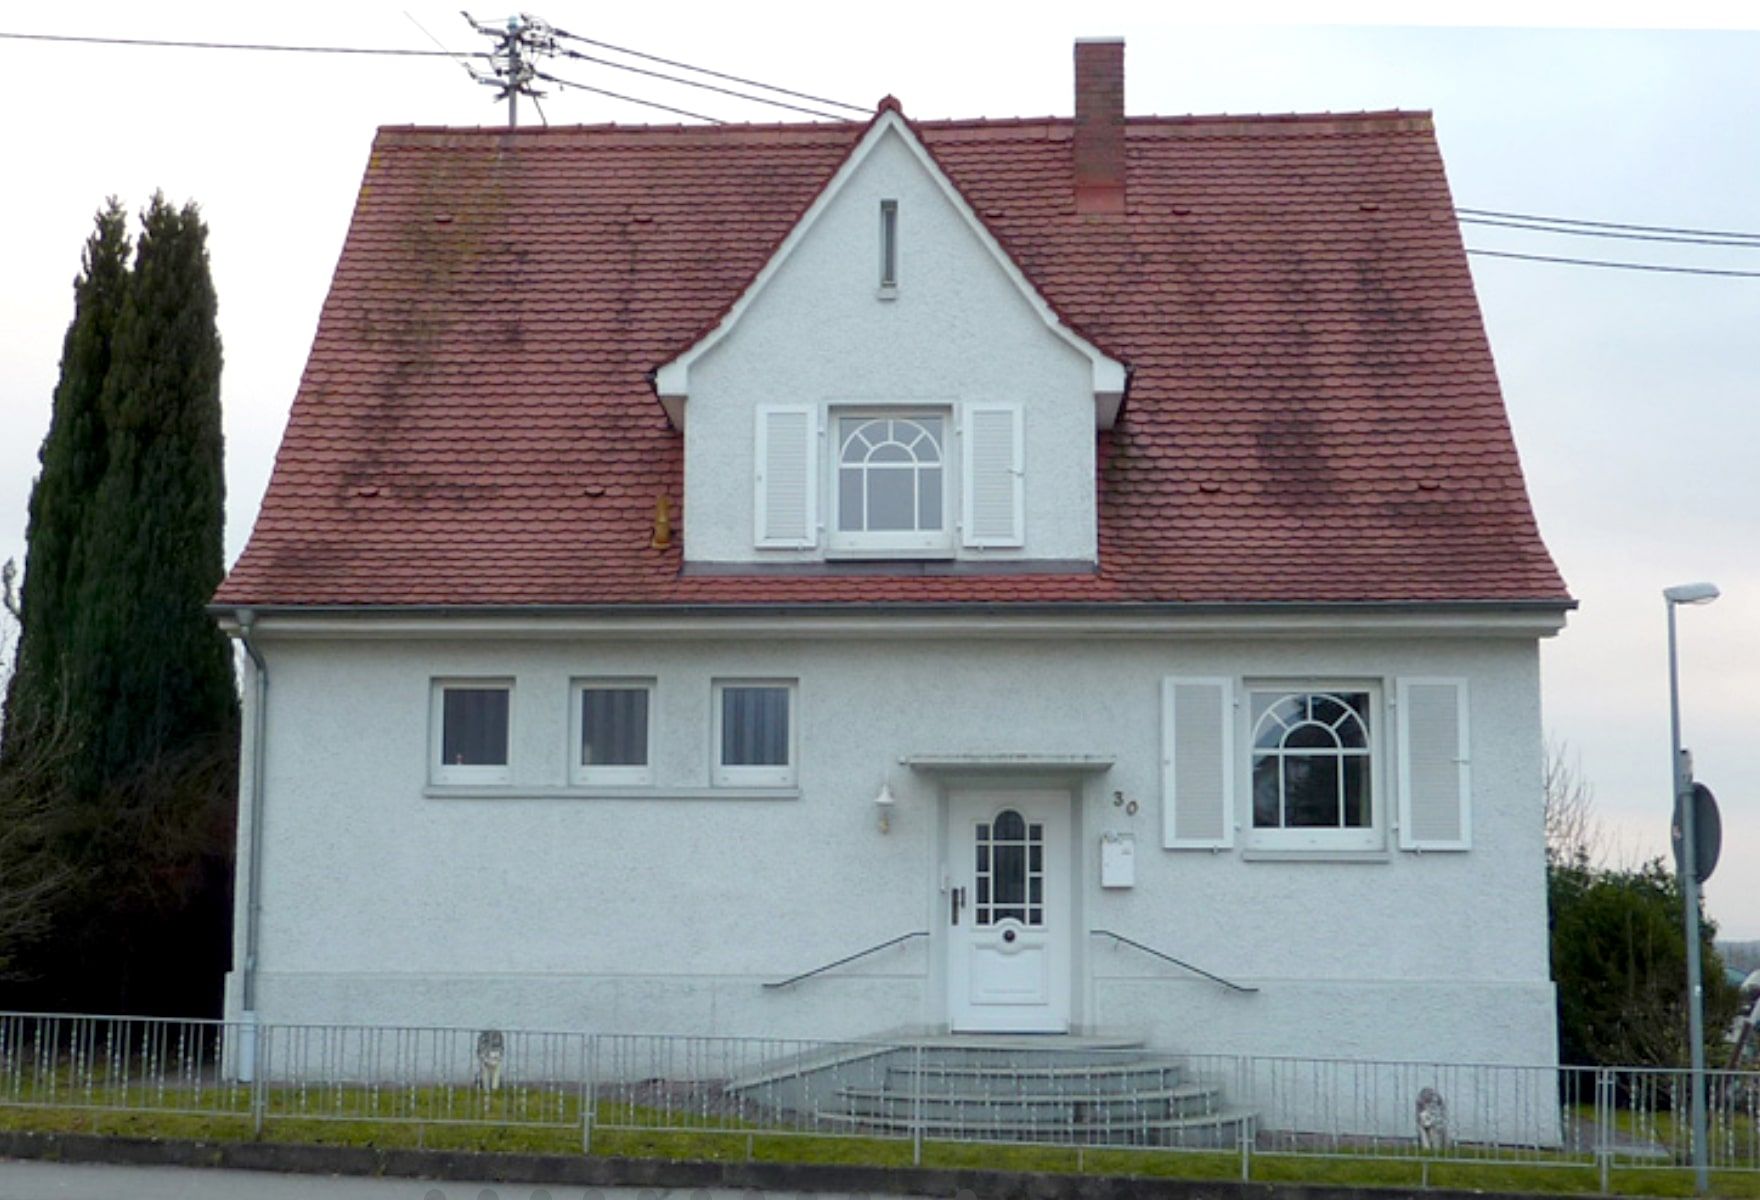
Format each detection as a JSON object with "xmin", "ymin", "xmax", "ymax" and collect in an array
[
  {"xmin": 1090, "ymin": 928, "xmax": 1259, "ymax": 993},
  {"xmin": 763, "ymin": 930, "xmax": 928, "ymax": 990}
]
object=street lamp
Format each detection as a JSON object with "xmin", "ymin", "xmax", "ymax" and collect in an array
[{"xmin": 1665, "ymin": 580, "xmax": 1718, "ymax": 1194}]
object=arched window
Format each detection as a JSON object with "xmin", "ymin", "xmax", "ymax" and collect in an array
[
  {"xmin": 1251, "ymin": 691, "xmax": 1372, "ymax": 830},
  {"xmin": 835, "ymin": 415, "xmax": 945, "ymax": 540}
]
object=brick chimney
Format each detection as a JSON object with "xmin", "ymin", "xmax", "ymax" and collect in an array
[{"xmin": 1073, "ymin": 38, "xmax": 1126, "ymax": 214}]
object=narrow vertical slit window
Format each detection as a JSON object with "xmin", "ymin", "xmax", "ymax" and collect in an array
[{"xmin": 879, "ymin": 199, "xmax": 898, "ymax": 289}]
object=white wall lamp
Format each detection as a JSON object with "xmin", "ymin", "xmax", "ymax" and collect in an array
[{"xmin": 874, "ymin": 780, "xmax": 897, "ymax": 833}]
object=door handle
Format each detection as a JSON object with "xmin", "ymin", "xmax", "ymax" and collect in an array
[{"xmin": 951, "ymin": 886, "xmax": 966, "ymax": 925}]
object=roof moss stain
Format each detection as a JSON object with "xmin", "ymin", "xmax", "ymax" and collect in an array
[{"xmin": 220, "ymin": 111, "xmax": 1569, "ymax": 609}]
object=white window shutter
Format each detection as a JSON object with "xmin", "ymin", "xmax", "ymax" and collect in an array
[
  {"xmin": 962, "ymin": 403, "xmax": 1023, "ymax": 548},
  {"xmin": 754, "ymin": 405, "xmax": 817, "ymax": 548},
  {"xmin": 1162, "ymin": 677, "xmax": 1234, "ymax": 849},
  {"xmin": 1397, "ymin": 678, "xmax": 1471, "ymax": 851}
]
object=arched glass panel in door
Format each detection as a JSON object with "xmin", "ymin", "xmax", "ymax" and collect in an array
[{"xmin": 974, "ymin": 809, "xmax": 1044, "ymax": 927}]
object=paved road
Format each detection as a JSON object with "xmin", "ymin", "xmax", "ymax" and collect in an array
[{"xmin": 0, "ymin": 1161, "xmax": 915, "ymax": 1200}]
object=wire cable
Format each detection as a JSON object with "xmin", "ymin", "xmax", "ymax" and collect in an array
[
  {"xmin": 0, "ymin": 29, "xmax": 481, "ymax": 57},
  {"xmin": 555, "ymin": 45, "xmax": 845, "ymax": 120},
  {"xmin": 551, "ymin": 26, "xmax": 866, "ymax": 114},
  {"xmin": 1458, "ymin": 207, "xmax": 1760, "ymax": 243},
  {"xmin": 1459, "ymin": 216, "xmax": 1760, "ymax": 250},
  {"xmin": 1466, "ymin": 247, "xmax": 1760, "ymax": 278},
  {"xmin": 531, "ymin": 68, "xmax": 722, "ymax": 124},
  {"xmin": 403, "ymin": 11, "xmax": 482, "ymax": 80}
]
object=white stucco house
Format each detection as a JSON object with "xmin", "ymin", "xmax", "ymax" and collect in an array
[{"xmin": 215, "ymin": 41, "xmax": 1572, "ymax": 1069}]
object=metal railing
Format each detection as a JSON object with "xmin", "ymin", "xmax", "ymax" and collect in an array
[
  {"xmin": 0, "ymin": 1010, "xmax": 1755, "ymax": 1187},
  {"xmin": 762, "ymin": 930, "xmax": 928, "ymax": 990},
  {"xmin": 1090, "ymin": 929, "xmax": 1259, "ymax": 993}
]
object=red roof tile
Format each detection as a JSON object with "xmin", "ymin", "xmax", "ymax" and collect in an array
[{"xmin": 216, "ymin": 109, "xmax": 1569, "ymax": 609}]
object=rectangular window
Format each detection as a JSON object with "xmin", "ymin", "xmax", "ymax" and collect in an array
[
  {"xmin": 572, "ymin": 680, "xmax": 654, "ymax": 785},
  {"xmin": 879, "ymin": 199, "xmax": 898, "ymax": 289},
  {"xmin": 1244, "ymin": 685, "xmax": 1381, "ymax": 851},
  {"xmin": 831, "ymin": 411, "xmax": 951, "ymax": 552},
  {"xmin": 713, "ymin": 680, "xmax": 796, "ymax": 787},
  {"xmin": 432, "ymin": 680, "xmax": 512, "ymax": 785}
]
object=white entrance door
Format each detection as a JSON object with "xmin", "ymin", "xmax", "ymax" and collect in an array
[{"xmin": 946, "ymin": 790, "xmax": 1071, "ymax": 1032}]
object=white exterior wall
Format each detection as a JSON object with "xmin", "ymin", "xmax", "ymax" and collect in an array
[
  {"xmin": 681, "ymin": 127, "xmax": 1098, "ymax": 565},
  {"xmin": 225, "ymin": 624, "xmax": 1556, "ymax": 1070}
]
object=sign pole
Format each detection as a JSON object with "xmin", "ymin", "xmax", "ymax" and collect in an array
[{"xmin": 1668, "ymin": 593, "xmax": 1710, "ymax": 1194}]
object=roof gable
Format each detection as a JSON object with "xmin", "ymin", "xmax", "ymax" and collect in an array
[{"xmin": 653, "ymin": 106, "xmax": 1128, "ymax": 429}]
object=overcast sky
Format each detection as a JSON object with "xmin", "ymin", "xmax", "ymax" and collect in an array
[{"xmin": 1, "ymin": 2, "xmax": 1756, "ymax": 939}]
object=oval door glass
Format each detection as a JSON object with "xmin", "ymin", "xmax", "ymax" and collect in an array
[{"xmin": 975, "ymin": 809, "xmax": 1044, "ymax": 927}]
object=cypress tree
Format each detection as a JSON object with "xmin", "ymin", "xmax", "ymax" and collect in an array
[
  {"xmin": 1, "ymin": 201, "xmax": 130, "ymax": 766},
  {"xmin": 3, "ymin": 196, "xmax": 239, "ymax": 1015},
  {"xmin": 68, "ymin": 195, "xmax": 238, "ymax": 1015}
]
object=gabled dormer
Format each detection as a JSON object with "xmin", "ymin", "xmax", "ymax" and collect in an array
[{"xmin": 655, "ymin": 94, "xmax": 1128, "ymax": 569}]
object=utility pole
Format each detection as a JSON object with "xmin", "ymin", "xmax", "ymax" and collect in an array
[{"xmin": 462, "ymin": 12, "xmax": 555, "ymax": 126}]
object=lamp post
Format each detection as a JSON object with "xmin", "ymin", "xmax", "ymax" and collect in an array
[{"xmin": 1664, "ymin": 580, "xmax": 1718, "ymax": 1194}]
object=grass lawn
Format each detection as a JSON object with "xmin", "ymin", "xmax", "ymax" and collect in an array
[{"xmin": 0, "ymin": 1095, "xmax": 1758, "ymax": 1197}]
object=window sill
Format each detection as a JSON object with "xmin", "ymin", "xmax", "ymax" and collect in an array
[
  {"xmin": 875, "ymin": 284, "xmax": 898, "ymax": 301},
  {"xmin": 824, "ymin": 546, "xmax": 956, "ymax": 561},
  {"xmin": 423, "ymin": 785, "xmax": 801, "ymax": 802},
  {"xmin": 1240, "ymin": 849, "xmax": 1391, "ymax": 864}
]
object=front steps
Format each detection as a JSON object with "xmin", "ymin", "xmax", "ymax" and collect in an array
[{"xmin": 728, "ymin": 1034, "xmax": 1254, "ymax": 1148}]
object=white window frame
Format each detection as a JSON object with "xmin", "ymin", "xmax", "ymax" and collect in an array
[
  {"xmin": 430, "ymin": 678, "xmax": 514, "ymax": 786},
  {"xmin": 711, "ymin": 678, "xmax": 798, "ymax": 788},
  {"xmin": 878, "ymin": 198, "xmax": 899, "ymax": 292},
  {"xmin": 1240, "ymin": 681, "xmax": 1384, "ymax": 852},
  {"xmin": 570, "ymin": 678, "xmax": 656, "ymax": 786},
  {"xmin": 828, "ymin": 408, "xmax": 954, "ymax": 554}
]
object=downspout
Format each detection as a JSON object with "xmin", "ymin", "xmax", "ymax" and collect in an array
[{"xmin": 235, "ymin": 608, "xmax": 269, "ymax": 1071}]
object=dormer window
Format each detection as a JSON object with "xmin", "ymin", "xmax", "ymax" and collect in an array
[
  {"xmin": 832, "ymin": 412, "xmax": 949, "ymax": 551},
  {"xmin": 879, "ymin": 199, "xmax": 898, "ymax": 294}
]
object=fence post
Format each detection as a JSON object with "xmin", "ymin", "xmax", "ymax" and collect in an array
[
  {"xmin": 1595, "ymin": 1068, "xmax": 1613, "ymax": 1195},
  {"xmin": 911, "ymin": 1042, "xmax": 923, "ymax": 1167},
  {"xmin": 1238, "ymin": 1057, "xmax": 1253, "ymax": 1183},
  {"xmin": 250, "ymin": 1021, "xmax": 268, "ymax": 1138},
  {"xmin": 581, "ymin": 1033, "xmax": 596, "ymax": 1155}
]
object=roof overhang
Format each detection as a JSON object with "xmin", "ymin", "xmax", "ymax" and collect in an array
[
  {"xmin": 902, "ymin": 753, "xmax": 1116, "ymax": 775},
  {"xmin": 212, "ymin": 599, "xmax": 1573, "ymax": 642},
  {"xmin": 652, "ymin": 108, "xmax": 1129, "ymax": 430}
]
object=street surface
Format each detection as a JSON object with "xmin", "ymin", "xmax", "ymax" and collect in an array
[{"xmin": 0, "ymin": 1161, "xmax": 927, "ymax": 1200}]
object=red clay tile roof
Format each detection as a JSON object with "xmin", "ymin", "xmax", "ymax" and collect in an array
[{"xmin": 217, "ymin": 110, "xmax": 1569, "ymax": 609}]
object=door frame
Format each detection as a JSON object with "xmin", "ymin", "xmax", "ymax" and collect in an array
[{"xmin": 936, "ymin": 781, "xmax": 1083, "ymax": 1033}]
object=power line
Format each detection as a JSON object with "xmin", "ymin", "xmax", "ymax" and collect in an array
[
  {"xmin": 1466, "ymin": 247, "xmax": 1760, "ymax": 278},
  {"xmin": 1460, "ymin": 216, "xmax": 1760, "ymax": 250},
  {"xmin": 555, "ymin": 44, "xmax": 845, "ymax": 120},
  {"xmin": 550, "ymin": 26, "xmax": 866, "ymax": 114},
  {"xmin": 532, "ymin": 69, "xmax": 722, "ymax": 124},
  {"xmin": 0, "ymin": 29, "xmax": 478, "ymax": 57},
  {"xmin": 1458, "ymin": 207, "xmax": 1760, "ymax": 243}
]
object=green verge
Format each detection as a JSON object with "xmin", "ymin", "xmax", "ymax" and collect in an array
[{"xmin": 0, "ymin": 1102, "xmax": 1757, "ymax": 1197}]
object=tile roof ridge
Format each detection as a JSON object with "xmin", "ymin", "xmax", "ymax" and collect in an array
[{"xmin": 375, "ymin": 107, "xmax": 1431, "ymax": 141}]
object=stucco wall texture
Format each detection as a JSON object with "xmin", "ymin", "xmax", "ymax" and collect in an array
[
  {"xmin": 683, "ymin": 128, "xmax": 1099, "ymax": 565},
  {"xmin": 225, "ymin": 628, "xmax": 1557, "ymax": 1069}
]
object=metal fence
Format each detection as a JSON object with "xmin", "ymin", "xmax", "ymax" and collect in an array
[{"xmin": 0, "ymin": 1011, "xmax": 1755, "ymax": 1186}]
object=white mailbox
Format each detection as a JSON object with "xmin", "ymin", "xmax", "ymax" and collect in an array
[{"xmin": 1100, "ymin": 832, "xmax": 1135, "ymax": 889}]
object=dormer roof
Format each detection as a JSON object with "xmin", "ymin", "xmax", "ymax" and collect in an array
[{"xmin": 652, "ymin": 105, "xmax": 1129, "ymax": 430}]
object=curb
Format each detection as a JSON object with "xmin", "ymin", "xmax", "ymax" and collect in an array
[{"xmin": 0, "ymin": 1130, "xmax": 1568, "ymax": 1200}]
